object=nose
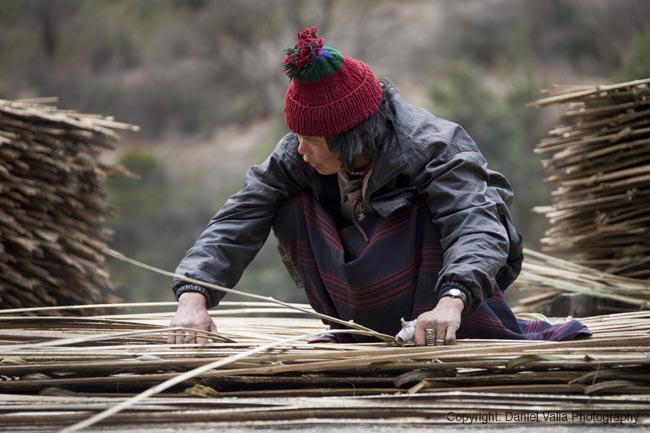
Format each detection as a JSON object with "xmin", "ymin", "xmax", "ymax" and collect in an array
[{"xmin": 297, "ymin": 136, "xmax": 306, "ymax": 156}]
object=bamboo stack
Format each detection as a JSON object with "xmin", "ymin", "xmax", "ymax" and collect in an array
[
  {"xmin": 530, "ymin": 78, "xmax": 650, "ymax": 279},
  {"xmin": 0, "ymin": 99, "xmax": 137, "ymax": 311},
  {"xmin": 0, "ymin": 303, "xmax": 649, "ymax": 430}
]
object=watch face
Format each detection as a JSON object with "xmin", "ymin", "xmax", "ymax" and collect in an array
[{"xmin": 448, "ymin": 288, "xmax": 461, "ymax": 297}]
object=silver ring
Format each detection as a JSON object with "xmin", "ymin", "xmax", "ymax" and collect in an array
[
  {"xmin": 183, "ymin": 334, "xmax": 190, "ymax": 343},
  {"xmin": 435, "ymin": 339, "xmax": 445, "ymax": 344},
  {"xmin": 425, "ymin": 329, "xmax": 435, "ymax": 346}
]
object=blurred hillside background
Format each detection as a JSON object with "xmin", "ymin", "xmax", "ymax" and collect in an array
[{"xmin": 1, "ymin": 0, "xmax": 650, "ymax": 305}]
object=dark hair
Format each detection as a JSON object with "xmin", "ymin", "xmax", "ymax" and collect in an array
[{"xmin": 325, "ymin": 80, "xmax": 396, "ymax": 173}]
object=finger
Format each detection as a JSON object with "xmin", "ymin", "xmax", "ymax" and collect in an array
[
  {"xmin": 196, "ymin": 325, "xmax": 211, "ymax": 344},
  {"xmin": 185, "ymin": 331, "xmax": 198, "ymax": 345},
  {"xmin": 414, "ymin": 320, "xmax": 426, "ymax": 346},
  {"xmin": 167, "ymin": 330, "xmax": 175, "ymax": 345},
  {"xmin": 195, "ymin": 320, "xmax": 218, "ymax": 344},
  {"xmin": 435, "ymin": 324, "xmax": 447, "ymax": 346},
  {"xmin": 445, "ymin": 325, "xmax": 457, "ymax": 346},
  {"xmin": 204, "ymin": 321, "xmax": 219, "ymax": 343}
]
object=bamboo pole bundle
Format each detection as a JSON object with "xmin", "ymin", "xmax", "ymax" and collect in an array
[
  {"xmin": 513, "ymin": 248, "xmax": 650, "ymax": 312},
  {"xmin": 0, "ymin": 303, "xmax": 649, "ymax": 429},
  {"xmin": 0, "ymin": 99, "xmax": 137, "ymax": 312},
  {"xmin": 529, "ymin": 78, "xmax": 650, "ymax": 279}
]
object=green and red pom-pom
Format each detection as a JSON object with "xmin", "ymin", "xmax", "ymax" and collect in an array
[{"xmin": 283, "ymin": 27, "xmax": 343, "ymax": 81}]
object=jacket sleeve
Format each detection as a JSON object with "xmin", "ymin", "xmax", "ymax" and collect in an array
[
  {"xmin": 172, "ymin": 136, "xmax": 302, "ymax": 308},
  {"xmin": 417, "ymin": 128, "xmax": 510, "ymax": 315}
]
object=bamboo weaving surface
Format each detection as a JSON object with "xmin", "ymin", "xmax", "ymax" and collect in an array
[{"xmin": 1, "ymin": 302, "xmax": 649, "ymax": 430}]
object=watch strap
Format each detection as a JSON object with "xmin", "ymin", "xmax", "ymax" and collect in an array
[{"xmin": 440, "ymin": 288, "xmax": 467, "ymax": 305}]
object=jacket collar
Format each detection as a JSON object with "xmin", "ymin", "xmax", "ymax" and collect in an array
[{"xmin": 365, "ymin": 89, "xmax": 416, "ymax": 197}]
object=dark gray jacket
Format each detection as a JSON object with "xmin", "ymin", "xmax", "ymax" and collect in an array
[{"xmin": 173, "ymin": 89, "xmax": 523, "ymax": 314}]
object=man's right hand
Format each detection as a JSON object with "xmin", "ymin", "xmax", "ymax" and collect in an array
[{"xmin": 168, "ymin": 292, "xmax": 218, "ymax": 344}]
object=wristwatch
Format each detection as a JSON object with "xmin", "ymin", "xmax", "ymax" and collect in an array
[{"xmin": 439, "ymin": 287, "xmax": 467, "ymax": 306}]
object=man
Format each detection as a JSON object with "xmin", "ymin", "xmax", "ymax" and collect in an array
[{"xmin": 168, "ymin": 27, "xmax": 589, "ymax": 345}]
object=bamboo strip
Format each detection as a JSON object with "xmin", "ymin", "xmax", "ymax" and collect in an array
[{"xmin": 103, "ymin": 248, "xmax": 394, "ymax": 342}]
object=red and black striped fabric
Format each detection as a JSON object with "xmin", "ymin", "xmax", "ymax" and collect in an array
[{"xmin": 273, "ymin": 192, "xmax": 590, "ymax": 343}]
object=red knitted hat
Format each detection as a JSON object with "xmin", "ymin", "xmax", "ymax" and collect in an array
[{"xmin": 283, "ymin": 27, "xmax": 382, "ymax": 137}]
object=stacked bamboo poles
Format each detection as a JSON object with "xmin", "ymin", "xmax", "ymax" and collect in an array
[
  {"xmin": 529, "ymin": 78, "xmax": 650, "ymax": 279},
  {"xmin": 513, "ymin": 248, "xmax": 650, "ymax": 312},
  {"xmin": 0, "ymin": 303, "xmax": 649, "ymax": 429},
  {"xmin": 0, "ymin": 99, "xmax": 137, "ymax": 311}
]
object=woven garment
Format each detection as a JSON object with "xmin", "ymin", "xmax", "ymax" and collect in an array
[
  {"xmin": 458, "ymin": 289, "xmax": 591, "ymax": 340},
  {"xmin": 273, "ymin": 192, "xmax": 591, "ymax": 343}
]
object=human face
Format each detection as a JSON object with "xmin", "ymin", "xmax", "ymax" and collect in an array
[{"xmin": 297, "ymin": 135, "xmax": 342, "ymax": 175}]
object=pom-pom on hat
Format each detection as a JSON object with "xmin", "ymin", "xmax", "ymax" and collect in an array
[{"xmin": 283, "ymin": 27, "xmax": 382, "ymax": 137}]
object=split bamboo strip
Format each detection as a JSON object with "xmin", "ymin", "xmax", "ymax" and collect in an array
[{"xmin": 103, "ymin": 248, "xmax": 394, "ymax": 342}]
